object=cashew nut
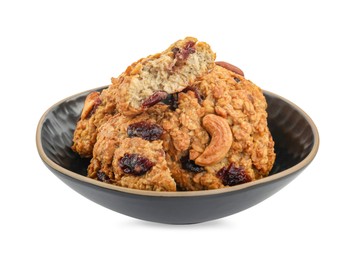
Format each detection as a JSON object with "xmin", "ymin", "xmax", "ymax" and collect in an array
[{"xmin": 195, "ymin": 114, "xmax": 233, "ymax": 166}]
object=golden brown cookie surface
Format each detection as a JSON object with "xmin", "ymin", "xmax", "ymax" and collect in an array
[
  {"xmin": 160, "ymin": 65, "xmax": 275, "ymax": 190},
  {"xmin": 87, "ymin": 66, "xmax": 275, "ymax": 191},
  {"xmin": 72, "ymin": 37, "xmax": 215, "ymax": 157},
  {"xmin": 87, "ymin": 105, "xmax": 176, "ymax": 191}
]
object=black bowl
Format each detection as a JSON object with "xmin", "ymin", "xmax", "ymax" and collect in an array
[{"xmin": 36, "ymin": 87, "xmax": 319, "ymax": 224}]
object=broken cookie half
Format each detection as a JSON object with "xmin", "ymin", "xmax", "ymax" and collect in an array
[
  {"xmin": 72, "ymin": 37, "xmax": 215, "ymax": 157},
  {"xmin": 116, "ymin": 37, "xmax": 216, "ymax": 115}
]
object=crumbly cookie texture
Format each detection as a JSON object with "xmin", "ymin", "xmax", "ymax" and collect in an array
[
  {"xmin": 117, "ymin": 37, "xmax": 216, "ymax": 116},
  {"xmin": 161, "ymin": 65, "xmax": 276, "ymax": 190},
  {"xmin": 112, "ymin": 138, "xmax": 176, "ymax": 191},
  {"xmin": 87, "ymin": 65, "xmax": 275, "ymax": 191},
  {"xmin": 71, "ymin": 89, "xmax": 117, "ymax": 157},
  {"xmin": 72, "ymin": 36, "xmax": 215, "ymax": 157},
  {"xmin": 72, "ymin": 36, "xmax": 275, "ymax": 191},
  {"xmin": 87, "ymin": 105, "xmax": 176, "ymax": 191},
  {"xmin": 197, "ymin": 65, "xmax": 275, "ymax": 177}
]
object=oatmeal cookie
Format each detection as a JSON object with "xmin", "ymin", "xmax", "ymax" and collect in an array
[
  {"xmin": 71, "ymin": 89, "xmax": 117, "ymax": 157},
  {"xmin": 72, "ymin": 36, "xmax": 215, "ymax": 157},
  {"xmin": 112, "ymin": 137, "xmax": 176, "ymax": 191},
  {"xmin": 198, "ymin": 65, "xmax": 275, "ymax": 176},
  {"xmin": 87, "ymin": 105, "xmax": 176, "ymax": 191},
  {"xmin": 86, "ymin": 65, "xmax": 275, "ymax": 191},
  {"xmin": 161, "ymin": 65, "xmax": 275, "ymax": 190}
]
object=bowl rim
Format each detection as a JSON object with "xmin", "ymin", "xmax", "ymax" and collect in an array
[{"xmin": 36, "ymin": 87, "xmax": 319, "ymax": 197}]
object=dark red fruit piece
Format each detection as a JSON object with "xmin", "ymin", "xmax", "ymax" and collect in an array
[
  {"xmin": 161, "ymin": 93, "xmax": 179, "ymax": 111},
  {"xmin": 180, "ymin": 154, "xmax": 205, "ymax": 173},
  {"xmin": 172, "ymin": 41, "xmax": 196, "ymax": 61},
  {"xmin": 142, "ymin": 91, "xmax": 168, "ymax": 107},
  {"xmin": 96, "ymin": 171, "xmax": 111, "ymax": 183},
  {"xmin": 119, "ymin": 153, "xmax": 154, "ymax": 176},
  {"xmin": 216, "ymin": 164, "xmax": 251, "ymax": 186},
  {"xmin": 185, "ymin": 41, "xmax": 196, "ymax": 52},
  {"xmin": 127, "ymin": 121, "xmax": 163, "ymax": 141}
]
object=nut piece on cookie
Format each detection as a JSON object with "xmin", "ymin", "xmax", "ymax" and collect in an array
[
  {"xmin": 196, "ymin": 65, "xmax": 275, "ymax": 179},
  {"xmin": 164, "ymin": 65, "xmax": 275, "ymax": 191},
  {"xmin": 215, "ymin": 61, "xmax": 244, "ymax": 77},
  {"xmin": 117, "ymin": 37, "xmax": 216, "ymax": 115},
  {"xmin": 194, "ymin": 114, "xmax": 233, "ymax": 166}
]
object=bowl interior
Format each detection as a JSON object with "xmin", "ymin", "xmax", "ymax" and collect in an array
[{"xmin": 40, "ymin": 88, "xmax": 315, "ymax": 184}]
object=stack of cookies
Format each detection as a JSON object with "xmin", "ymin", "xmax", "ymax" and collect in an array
[{"xmin": 72, "ymin": 37, "xmax": 275, "ymax": 191}]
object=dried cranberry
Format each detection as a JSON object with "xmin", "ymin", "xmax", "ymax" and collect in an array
[
  {"xmin": 161, "ymin": 93, "xmax": 179, "ymax": 111},
  {"xmin": 216, "ymin": 164, "xmax": 251, "ymax": 186},
  {"xmin": 161, "ymin": 86, "xmax": 203, "ymax": 110},
  {"xmin": 185, "ymin": 41, "xmax": 196, "ymax": 53},
  {"xmin": 172, "ymin": 41, "xmax": 196, "ymax": 61},
  {"xmin": 127, "ymin": 121, "xmax": 163, "ymax": 141},
  {"xmin": 96, "ymin": 171, "xmax": 111, "ymax": 183},
  {"xmin": 183, "ymin": 86, "xmax": 204, "ymax": 104},
  {"xmin": 142, "ymin": 91, "xmax": 168, "ymax": 107},
  {"xmin": 180, "ymin": 154, "xmax": 205, "ymax": 173},
  {"xmin": 119, "ymin": 153, "xmax": 154, "ymax": 176}
]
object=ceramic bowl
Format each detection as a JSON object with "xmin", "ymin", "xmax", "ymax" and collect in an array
[{"xmin": 36, "ymin": 87, "xmax": 319, "ymax": 224}]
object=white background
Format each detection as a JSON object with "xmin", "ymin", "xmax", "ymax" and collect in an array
[{"xmin": 1, "ymin": 0, "xmax": 355, "ymax": 259}]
